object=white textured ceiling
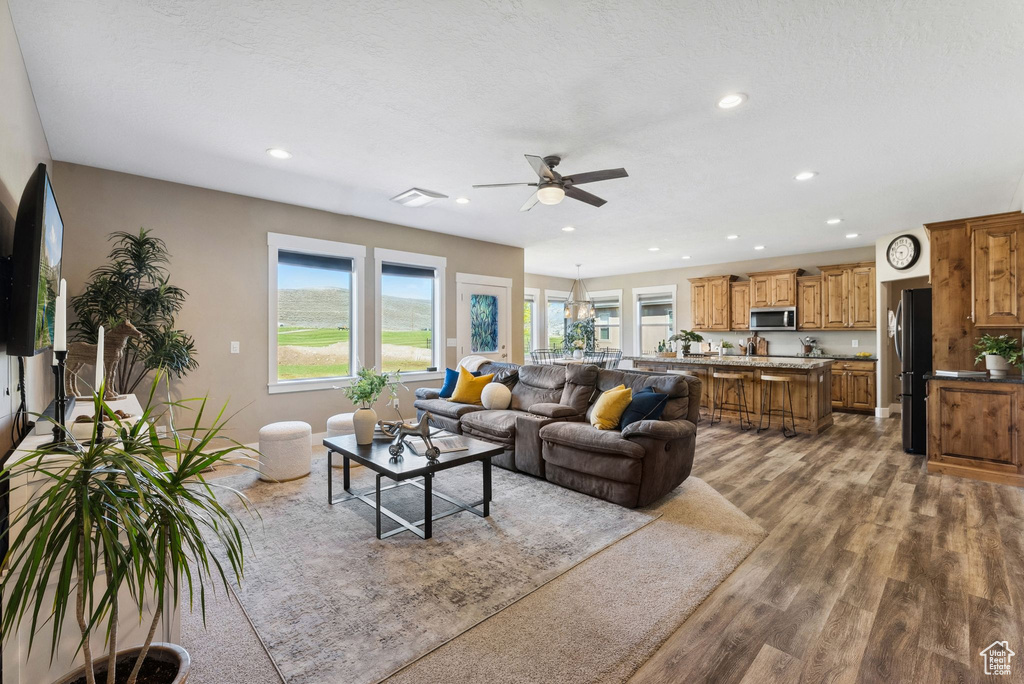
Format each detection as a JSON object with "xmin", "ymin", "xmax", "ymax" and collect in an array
[{"xmin": 9, "ymin": 0, "xmax": 1024, "ymax": 278}]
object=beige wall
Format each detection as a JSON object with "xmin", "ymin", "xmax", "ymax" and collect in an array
[
  {"xmin": 532, "ymin": 246, "xmax": 878, "ymax": 358},
  {"xmin": 0, "ymin": 0, "xmax": 52, "ymax": 453},
  {"xmin": 52, "ymin": 162, "xmax": 524, "ymax": 443}
]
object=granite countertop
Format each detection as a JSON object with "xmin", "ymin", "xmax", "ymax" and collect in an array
[
  {"xmin": 625, "ymin": 355, "xmax": 834, "ymax": 370},
  {"xmin": 924, "ymin": 373, "xmax": 1024, "ymax": 384},
  {"xmin": 667, "ymin": 352, "xmax": 876, "ymax": 362}
]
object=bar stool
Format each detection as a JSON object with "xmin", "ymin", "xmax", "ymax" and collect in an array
[
  {"xmin": 671, "ymin": 370, "xmax": 706, "ymax": 422},
  {"xmin": 711, "ymin": 372, "xmax": 752, "ymax": 430},
  {"xmin": 758, "ymin": 375, "xmax": 796, "ymax": 438}
]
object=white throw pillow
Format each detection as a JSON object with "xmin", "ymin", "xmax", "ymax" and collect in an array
[{"xmin": 481, "ymin": 382, "xmax": 512, "ymax": 410}]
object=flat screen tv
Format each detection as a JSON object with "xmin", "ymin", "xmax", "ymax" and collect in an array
[{"xmin": 7, "ymin": 163, "xmax": 63, "ymax": 356}]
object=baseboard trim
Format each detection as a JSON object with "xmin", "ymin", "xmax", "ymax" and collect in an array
[{"xmin": 875, "ymin": 407, "xmax": 890, "ymax": 418}]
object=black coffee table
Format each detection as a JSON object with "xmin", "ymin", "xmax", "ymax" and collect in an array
[{"xmin": 324, "ymin": 432, "xmax": 502, "ymax": 539}]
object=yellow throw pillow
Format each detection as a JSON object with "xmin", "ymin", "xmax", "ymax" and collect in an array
[
  {"xmin": 590, "ymin": 384, "xmax": 633, "ymax": 430},
  {"xmin": 450, "ymin": 367, "xmax": 495, "ymax": 405}
]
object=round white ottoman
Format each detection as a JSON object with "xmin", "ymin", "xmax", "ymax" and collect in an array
[
  {"xmin": 326, "ymin": 413, "xmax": 355, "ymax": 468},
  {"xmin": 258, "ymin": 421, "xmax": 312, "ymax": 482}
]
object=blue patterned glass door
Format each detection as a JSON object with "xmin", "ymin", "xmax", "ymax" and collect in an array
[{"xmin": 470, "ymin": 294, "xmax": 499, "ymax": 352}]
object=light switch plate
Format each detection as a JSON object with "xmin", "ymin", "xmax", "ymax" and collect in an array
[
  {"xmin": 851, "ymin": 340, "xmax": 859, "ymax": 347},
  {"xmin": 230, "ymin": 341, "xmax": 240, "ymax": 354},
  {"xmin": 447, "ymin": 338, "xmax": 457, "ymax": 347}
]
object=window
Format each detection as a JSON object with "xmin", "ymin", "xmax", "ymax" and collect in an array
[
  {"xmin": 633, "ymin": 285, "xmax": 676, "ymax": 355},
  {"xmin": 268, "ymin": 233, "xmax": 365, "ymax": 393},
  {"xmin": 374, "ymin": 248, "xmax": 445, "ymax": 377},
  {"xmin": 545, "ymin": 291, "xmax": 568, "ymax": 350},
  {"xmin": 591, "ymin": 290, "xmax": 622, "ymax": 350},
  {"xmin": 524, "ymin": 287, "xmax": 540, "ymax": 353}
]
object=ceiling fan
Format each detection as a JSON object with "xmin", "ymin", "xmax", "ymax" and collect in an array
[{"xmin": 473, "ymin": 155, "xmax": 628, "ymax": 211}]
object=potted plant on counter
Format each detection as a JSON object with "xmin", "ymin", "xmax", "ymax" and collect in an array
[
  {"xmin": 719, "ymin": 341, "xmax": 735, "ymax": 357},
  {"xmin": 669, "ymin": 330, "xmax": 704, "ymax": 356},
  {"xmin": 0, "ymin": 376, "xmax": 255, "ymax": 684},
  {"xmin": 974, "ymin": 334, "xmax": 1023, "ymax": 378},
  {"xmin": 342, "ymin": 367, "xmax": 404, "ymax": 444}
]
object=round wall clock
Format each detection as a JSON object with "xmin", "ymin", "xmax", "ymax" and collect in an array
[{"xmin": 886, "ymin": 234, "xmax": 921, "ymax": 270}]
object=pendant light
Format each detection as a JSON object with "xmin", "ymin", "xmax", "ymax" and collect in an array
[{"xmin": 564, "ymin": 264, "xmax": 595, "ymax": 319}]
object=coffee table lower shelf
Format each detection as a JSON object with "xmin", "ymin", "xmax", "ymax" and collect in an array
[{"xmin": 327, "ymin": 449, "xmax": 492, "ymax": 540}]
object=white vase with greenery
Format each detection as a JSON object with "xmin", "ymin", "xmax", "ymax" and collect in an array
[
  {"xmin": 343, "ymin": 367, "xmax": 403, "ymax": 444},
  {"xmin": 974, "ymin": 334, "xmax": 1022, "ymax": 378}
]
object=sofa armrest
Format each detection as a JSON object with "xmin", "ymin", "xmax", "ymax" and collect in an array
[
  {"xmin": 529, "ymin": 402, "xmax": 580, "ymax": 419},
  {"xmin": 414, "ymin": 387, "xmax": 442, "ymax": 400},
  {"xmin": 621, "ymin": 419, "xmax": 696, "ymax": 442}
]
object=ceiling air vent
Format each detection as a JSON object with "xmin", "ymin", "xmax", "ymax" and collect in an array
[{"xmin": 390, "ymin": 188, "xmax": 448, "ymax": 207}]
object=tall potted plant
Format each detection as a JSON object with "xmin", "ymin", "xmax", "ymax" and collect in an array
[
  {"xmin": 669, "ymin": 330, "xmax": 704, "ymax": 355},
  {"xmin": 342, "ymin": 367, "xmax": 403, "ymax": 444},
  {"xmin": 1, "ymin": 377, "xmax": 255, "ymax": 684},
  {"xmin": 70, "ymin": 229, "xmax": 198, "ymax": 395},
  {"xmin": 974, "ymin": 334, "xmax": 1023, "ymax": 378}
]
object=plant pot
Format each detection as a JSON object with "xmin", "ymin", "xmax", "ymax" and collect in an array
[
  {"xmin": 681, "ymin": 343, "xmax": 692, "ymax": 355},
  {"xmin": 353, "ymin": 407, "xmax": 378, "ymax": 444},
  {"xmin": 572, "ymin": 349, "xmax": 584, "ymax": 359},
  {"xmin": 985, "ymin": 354, "xmax": 1012, "ymax": 378},
  {"xmin": 55, "ymin": 642, "xmax": 190, "ymax": 684}
]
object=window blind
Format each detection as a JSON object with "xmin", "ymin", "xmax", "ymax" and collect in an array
[{"xmin": 279, "ymin": 250, "xmax": 353, "ymax": 272}]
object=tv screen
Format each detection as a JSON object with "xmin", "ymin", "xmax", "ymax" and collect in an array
[{"xmin": 7, "ymin": 163, "xmax": 63, "ymax": 356}]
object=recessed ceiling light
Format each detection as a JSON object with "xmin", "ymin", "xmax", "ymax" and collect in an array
[
  {"xmin": 455, "ymin": 197, "xmax": 470, "ymax": 204},
  {"xmin": 717, "ymin": 93, "xmax": 747, "ymax": 109},
  {"xmin": 681, "ymin": 255, "xmax": 691, "ymax": 260},
  {"xmin": 266, "ymin": 148, "xmax": 292, "ymax": 159},
  {"xmin": 562, "ymin": 226, "xmax": 575, "ymax": 232},
  {"xmin": 754, "ymin": 245, "xmax": 765, "ymax": 250},
  {"xmin": 794, "ymin": 171, "xmax": 817, "ymax": 181},
  {"xmin": 826, "ymin": 218, "xmax": 842, "ymax": 225},
  {"xmin": 846, "ymin": 233, "xmax": 859, "ymax": 239},
  {"xmin": 726, "ymin": 235, "xmax": 740, "ymax": 240},
  {"xmin": 648, "ymin": 247, "xmax": 660, "ymax": 252}
]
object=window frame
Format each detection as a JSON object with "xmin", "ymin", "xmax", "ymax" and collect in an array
[
  {"xmin": 544, "ymin": 289, "xmax": 570, "ymax": 350},
  {"xmin": 268, "ymin": 232, "xmax": 366, "ymax": 394},
  {"xmin": 632, "ymin": 284, "xmax": 677, "ymax": 356},
  {"xmin": 524, "ymin": 287, "xmax": 541, "ymax": 353},
  {"xmin": 590, "ymin": 289, "xmax": 623, "ymax": 350},
  {"xmin": 372, "ymin": 248, "xmax": 446, "ymax": 382}
]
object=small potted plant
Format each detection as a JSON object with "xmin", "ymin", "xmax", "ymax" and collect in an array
[
  {"xmin": 669, "ymin": 330, "xmax": 704, "ymax": 356},
  {"xmin": 572, "ymin": 339, "xmax": 586, "ymax": 359},
  {"xmin": 974, "ymin": 334, "xmax": 1023, "ymax": 378},
  {"xmin": 342, "ymin": 367, "xmax": 403, "ymax": 444},
  {"xmin": 719, "ymin": 341, "xmax": 735, "ymax": 357}
]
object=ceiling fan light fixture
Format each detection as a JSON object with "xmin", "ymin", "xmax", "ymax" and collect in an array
[{"xmin": 537, "ymin": 185, "xmax": 565, "ymax": 205}]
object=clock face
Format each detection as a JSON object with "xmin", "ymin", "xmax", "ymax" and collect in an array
[{"xmin": 887, "ymin": 235, "xmax": 920, "ymax": 270}]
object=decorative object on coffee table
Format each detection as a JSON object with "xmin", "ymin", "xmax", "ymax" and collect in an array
[
  {"xmin": 378, "ymin": 412, "xmax": 441, "ymax": 460},
  {"xmin": 341, "ymin": 367, "xmax": 404, "ymax": 444},
  {"xmin": 65, "ymin": 319, "xmax": 143, "ymax": 398}
]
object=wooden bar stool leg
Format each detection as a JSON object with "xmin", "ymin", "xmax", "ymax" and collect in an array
[
  {"xmin": 783, "ymin": 382, "xmax": 797, "ymax": 438},
  {"xmin": 737, "ymin": 379, "xmax": 751, "ymax": 431},
  {"xmin": 757, "ymin": 380, "xmax": 769, "ymax": 433},
  {"xmin": 711, "ymin": 376, "xmax": 722, "ymax": 425}
]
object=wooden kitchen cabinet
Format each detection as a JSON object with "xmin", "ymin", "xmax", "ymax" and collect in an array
[
  {"xmin": 971, "ymin": 213, "xmax": 1024, "ymax": 327},
  {"xmin": 730, "ymin": 282, "xmax": 750, "ymax": 331},
  {"xmin": 820, "ymin": 262, "xmax": 876, "ymax": 330},
  {"xmin": 831, "ymin": 359, "xmax": 876, "ymax": 413},
  {"xmin": 689, "ymin": 275, "xmax": 736, "ymax": 331},
  {"xmin": 797, "ymin": 275, "xmax": 822, "ymax": 330},
  {"xmin": 747, "ymin": 269, "xmax": 802, "ymax": 308}
]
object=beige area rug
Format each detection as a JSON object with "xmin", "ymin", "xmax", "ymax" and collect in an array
[
  {"xmin": 210, "ymin": 456, "xmax": 657, "ymax": 684},
  {"xmin": 385, "ymin": 477, "xmax": 765, "ymax": 684}
]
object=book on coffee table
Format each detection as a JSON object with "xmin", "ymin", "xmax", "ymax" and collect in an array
[{"xmin": 405, "ymin": 432, "xmax": 469, "ymax": 455}]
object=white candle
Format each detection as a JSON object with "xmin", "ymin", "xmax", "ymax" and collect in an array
[
  {"xmin": 54, "ymin": 279, "xmax": 66, "ymax": 352},
  {"xmin": 95, "ymin": 325, "xmax": 105, "ymax": 391}
]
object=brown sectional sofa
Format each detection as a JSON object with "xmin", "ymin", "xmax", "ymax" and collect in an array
[{"xmin": 413, "ymin": 362, "xmax": 700, "ymax": 508}]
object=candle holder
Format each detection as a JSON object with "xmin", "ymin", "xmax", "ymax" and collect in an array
[{"xmin": 42, "ymin": 350, "xmax": 75, "ymax": 453}]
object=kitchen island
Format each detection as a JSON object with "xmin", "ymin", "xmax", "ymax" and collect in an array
[{"xmin": 626, "ymin": 355, "xmax": 834, "ymax": 434}]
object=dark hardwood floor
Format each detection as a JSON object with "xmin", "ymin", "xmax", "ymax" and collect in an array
[{"xmin": 630, "ymin": 412, "xmax": 1024, "ymax": 684}]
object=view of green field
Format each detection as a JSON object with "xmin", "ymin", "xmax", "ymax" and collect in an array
[{"xmin": 276, "ymin": 326, "xmax": 432, "ymax": 379}]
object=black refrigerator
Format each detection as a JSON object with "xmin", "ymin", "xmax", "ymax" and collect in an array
[{"xmin": 896, "ymin": 287, "xmax": 932, "ymax": 453}]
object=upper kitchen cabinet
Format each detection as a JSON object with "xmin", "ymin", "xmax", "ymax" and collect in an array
[
  {"xmin": 690, "ymin": 275, "xmax": 737, "ymax": 331},
  {"xmin": 971, "ymin": 213, "xmax": 1024, "ymax": 328},
  {"xmin": 730, "ymin": 281, "xmax": 750, "ymax": 331},
  {"xmin": 747, "ymin": 269, "xmax": 803, "ymax": 308},
  {"xmin": 796, "ymin": 275, "xmax": 822, "ymax": 330},
  {"xmin": 819, "ymin": 262, "xmax": 876, "ymax": 330}
]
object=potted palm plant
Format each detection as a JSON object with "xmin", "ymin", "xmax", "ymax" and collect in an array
[
  {"xmin": 669, "ymin": 330, "xmax": 704, "ymax": 356},
  {"xmin": 1, "ymin": 376, "xmax": 255, "ymax": 684},
  {"xmin": 974, "ymin": 334, "xmax": 1023, "ymax": 378},
  {"xmin": 342, "ymin": 367, "xmax": 403, "ymax": 444}
]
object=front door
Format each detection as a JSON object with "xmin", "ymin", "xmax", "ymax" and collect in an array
[{"xmin": 456, "ymin": 278, "xmax": 510, "ymax": 363}]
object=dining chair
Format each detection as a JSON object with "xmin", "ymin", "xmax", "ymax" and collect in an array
[{"xmin": 530, "ymin": 348, "xmax": 561, "ymax": 365}]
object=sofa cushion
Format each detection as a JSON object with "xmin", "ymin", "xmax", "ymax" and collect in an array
[
  {"xmin": 460, "ymin": 409, "xmax": 521, "ymax": 441},
  {"xmin": 438, "ymin": 368, "xmax": 460, "ymax": 398},
  {"xmin": 412, "ymin": 397, "xmax": 485, "ymax": 420},
  {"xmin": 510, "ymin": 365, "xmax": 566, "ymax": 411},
  {"xmin": 560, "ymin": 364, "xmax": 599, "ymax": 414},
  {"xmin": 539, "ymin": 421, "xmax": 645, "ymax": 459},
  {"xmin": 587, "ymin": 370, "xmax": 690, "ymax": 422},
  {"xmin": 542, "ymin": 440, "xmax": 643, "ymax": 484},
  {"xmin": 619, "ymin": 387, "xmax": 669, "ymax": 430},
  {"xmin": 529, "ymin": 402, "xmax": 579, "ymax": 419},
  {"xmin": 492, "ymin": 367, "xmax": 520, "ymax": 389},
  {"xmin": 415, "ymin": 387, "xmax": 441, "ymax": 400},
  {"xmin": 451, "ymin": 367, "xmax": 494, "ymax": 404}
]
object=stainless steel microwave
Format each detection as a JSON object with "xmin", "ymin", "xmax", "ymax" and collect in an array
[{"xmin": 749, "ymin": 307, "xmax": 797, "ymax": 331}]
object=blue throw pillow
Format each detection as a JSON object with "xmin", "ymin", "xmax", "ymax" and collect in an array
[
  {"xmin": 618, "ymin": 387, "xmax": 668, "ymax": 430},
  {"xmin": 439, "ymin": 368, "xmax": 460, "ymax": 398}
]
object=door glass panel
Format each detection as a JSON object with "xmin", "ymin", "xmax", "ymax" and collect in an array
[{"xmin": 470, "ymin": 294, "xmax": 499, "ymax": 353}]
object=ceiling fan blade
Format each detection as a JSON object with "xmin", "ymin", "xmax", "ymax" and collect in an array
[
  {"xmin": 520, "ymin": 191, "xmax": 540, "ymax": 212},
  {"xmin": 472, "ymin": 182, "xmax": 538, "ymax": 188},
  {"xmin": 564, "ymin": 185, "xmax": 607, "ymax": 207},
  {"xmin": 562, "ymin": 168, "xmax": 628, "ymax": 185},
  {"xmin": 525, "ymin": 154, "xmax": 558, "ymax": 181}
]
